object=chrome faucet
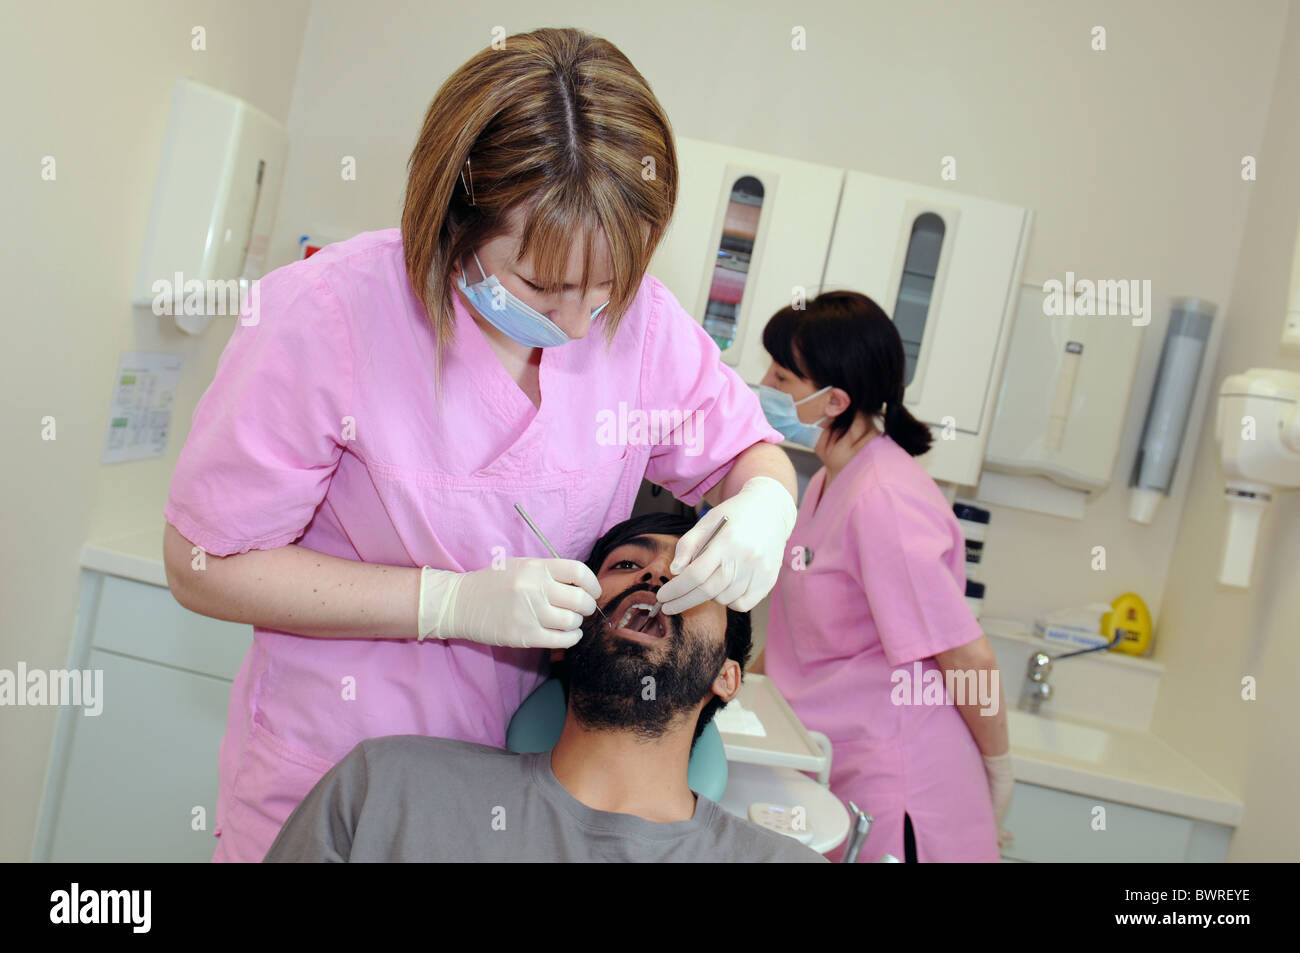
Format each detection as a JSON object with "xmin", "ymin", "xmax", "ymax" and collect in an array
[{"xmin": 1018, "ymin": 632, "xmax": 1123, "ymax": 713}]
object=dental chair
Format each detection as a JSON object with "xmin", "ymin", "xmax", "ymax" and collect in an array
[
  {"xmin": 505, "ymin": 677, "xmax": 729, "ymax": 802},
  {"xmin": 507, "ymin": 677, "xmax": 879, "ymax": 858}
]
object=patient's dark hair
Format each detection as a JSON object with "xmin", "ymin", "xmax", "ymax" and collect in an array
[{"xmin": 561, "ymin": 510, "xmax": 752, "ymax": 747}]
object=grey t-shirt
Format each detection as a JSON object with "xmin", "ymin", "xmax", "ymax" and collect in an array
[{"xmin": 263, "ymin": 735, "xmax": 827, "ymax": 863}]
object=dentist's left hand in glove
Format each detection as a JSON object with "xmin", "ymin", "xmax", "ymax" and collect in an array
[{"xmin": 655, "ymin": 475, "xmax": 797, "ymax": 614}]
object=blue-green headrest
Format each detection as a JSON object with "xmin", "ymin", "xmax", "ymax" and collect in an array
[{"xmin": 506, "ymin": 678, "xmax": 728, "ymax": 802}]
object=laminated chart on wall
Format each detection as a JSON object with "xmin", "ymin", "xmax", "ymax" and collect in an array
[{"xmin": 102, "ymin": 352, "xmax": 182, "ymax": 463}]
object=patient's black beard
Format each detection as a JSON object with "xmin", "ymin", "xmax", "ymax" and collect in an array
[{"xmin": 566, "ymin": 584, "xmax": 728, "ymax": 740}]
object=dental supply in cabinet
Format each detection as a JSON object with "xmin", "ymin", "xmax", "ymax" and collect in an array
[
  {"xmin": 954, "ymin": 500, "xmax": 990, "ymax": 618},
  {"xmin": 954, "ymin": 500, "xmax": 990, "ymax": 570},
  {"xmin": 964, "ymin": 579, "xmax": 986, "ymax": 619}
]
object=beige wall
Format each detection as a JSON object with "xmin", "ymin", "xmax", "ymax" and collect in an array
[
  {"xmin": 1152, "ymin": 4, "xmax": 1300, "ymax": 862},
  {"xmin": 2, "ymin": 0, "xmax": 1296, "ymax": 860},
  {"xmin": 0, "ymin": 0, "xmax": 311, "ymax": 862}
]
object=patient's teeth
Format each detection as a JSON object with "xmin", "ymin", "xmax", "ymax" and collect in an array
[{"xmin": 615, "ymin": 601, "xmax": 659, "ymax": 632}]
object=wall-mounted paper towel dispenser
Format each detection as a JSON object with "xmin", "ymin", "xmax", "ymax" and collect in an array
[
  {"xmin": 978, "ymin": 281, "xmax": 1146, "ymax": 517},
  {"xmin": 132, "ymin": 78, "xmax": 288, "ymax": 335}
]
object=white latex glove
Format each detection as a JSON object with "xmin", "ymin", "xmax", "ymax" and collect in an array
[
  {"xmin": 655, "ymin": 476, "xmax": 797, "ymax": 615},
  {"xmin": 983, "ymin": 751, "xmax": 1015, "ymax": 850},
  {"xmin": 418, "ymin": 558, "xmax": 600, "ymax": 650}
]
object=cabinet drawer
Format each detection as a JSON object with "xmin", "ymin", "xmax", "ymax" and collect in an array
[
  {"xmin": 49, "ymin": 649, "xmax": 230, "ymax": 862},
  {"xmin": 1000, "ymin": 781, "xmax": 1193, "ymax": 862},
  {"xmin": 92, "ymin": 573, "xmax": 252, "ymax": 681}
]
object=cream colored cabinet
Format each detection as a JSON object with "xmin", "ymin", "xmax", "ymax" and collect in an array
[
  {"xmin": 650, "ymin": 136, "xmax": 1034, "ymax": 487},
  {"xmin": 1001, "ymin": 781, "xmax": 1232, "ymax": 862},
  {"xmin": 34, "ymin": 572, "xmax": 252, "ymax": 862},
  {"xmin": 823, "ymin": 171, "xmax": 1033, "ymax": 485},
  {"xmin": 650, "ymin": 137, "xmax": 845, "ymax": 387}
]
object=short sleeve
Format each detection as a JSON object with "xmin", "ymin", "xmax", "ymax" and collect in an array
[
  {"xmin": 639, "ymin": 277, "xmax": 783, "ymax": 505},
  {"xmin": 849, "ymin": 485, "xmax": 983, "ymax": 666},
  {"xmin": 164, "ymin": 269, "xmax": 353, "ymax": 556},
  {"xmin": 263, "ymin": 742, "xmax": 367, "ymax": 863}
]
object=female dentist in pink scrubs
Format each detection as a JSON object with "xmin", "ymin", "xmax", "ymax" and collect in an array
[
  {"xmin": 161, "ymin": 28, "xmax": 796, "ymax": 862},
  {"xmin": 751, "ymin": 290, "xmax": 1011, "ymax": 863}
]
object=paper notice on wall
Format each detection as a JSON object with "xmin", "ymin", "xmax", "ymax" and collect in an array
[{"xmin": 102, "ymin": 352, "xmax": 182, "ymax": 463}]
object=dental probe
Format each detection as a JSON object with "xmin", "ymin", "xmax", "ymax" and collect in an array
[
  {"xmin": 635, "ymin": 514, "xmax": 730, "ymax": 629},
  {"xmin": 513, "ymin": 503, "xmax": 613, "ymax": 628}
]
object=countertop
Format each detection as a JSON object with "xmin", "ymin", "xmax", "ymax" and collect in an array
[{"xmin": 1006, "ymin": 709, "xmax": 1242, "ymax": 827}]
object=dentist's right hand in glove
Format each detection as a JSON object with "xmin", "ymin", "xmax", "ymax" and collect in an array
[{"xmin": 417, "ymin": 559, "xmax": 601, "ymax": 649}]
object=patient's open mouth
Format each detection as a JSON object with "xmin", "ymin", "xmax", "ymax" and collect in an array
[{"xmin": 609, "ymin": 592, "xmax": 668, "ymax": 640}]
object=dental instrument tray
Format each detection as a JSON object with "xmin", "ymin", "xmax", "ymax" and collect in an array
[{"xmin": 718, "ymin": 674, "xmax": 828, "ymax": 773}]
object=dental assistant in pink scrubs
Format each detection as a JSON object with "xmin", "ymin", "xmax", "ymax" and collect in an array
[
  {"xmin": 161, "ymin": 29, "xmax": 797, "ymax": 862},
  {"xmin": 751, "ymin": 291, "xmax": 1012, "ymax": 863}
]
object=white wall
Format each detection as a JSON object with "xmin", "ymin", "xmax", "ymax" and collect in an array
[{"xmin": 2, "ymin": 0, "xmax": 1295, "ymax": 860}]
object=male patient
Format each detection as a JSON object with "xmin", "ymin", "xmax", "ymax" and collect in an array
[{"xmin": 264, "ymin": 512, "xmax": 825, "ymax": 862}]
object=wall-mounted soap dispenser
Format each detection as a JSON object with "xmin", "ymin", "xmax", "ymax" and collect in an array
[
  {"xmin": 132, "ymin": 78, "xmax": 288, "ymax": 335},
  {"xmin": 1215, "ymin": 214, "xmax": 1300, "ymax": 588}
]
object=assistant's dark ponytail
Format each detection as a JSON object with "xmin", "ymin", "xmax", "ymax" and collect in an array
[
  {"xmin": 762, "ymin": 290, "xmax": 935, "ymax": 457},
  {"xmin": 883, "ymin": 398, "xmax": 933, "ymax": 457}
]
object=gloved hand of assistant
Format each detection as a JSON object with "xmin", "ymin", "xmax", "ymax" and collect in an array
[
  {"xmin": 983, "ymin": 751, "xmax": 1015, "ymax": 851},
  {"xmin": 654, "ymin": 476, "xmax": 797, "ymax": 615},
  {"xmin": 418, "ymin": 558, "xmax": 600, "ymax": 649}
]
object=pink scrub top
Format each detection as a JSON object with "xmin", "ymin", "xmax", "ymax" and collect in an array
[
  {"xmin": 764, "ymin": 433, "xmax": 999, "ymax": 862},
  {"xmin": 163, "ymin": 228, "xmax": 781, "ymax": 862}
]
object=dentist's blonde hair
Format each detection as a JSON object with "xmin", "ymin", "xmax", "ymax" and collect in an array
[{"xmin": 402, "ymin": 27, "xmax": 678, "ymax": 375}]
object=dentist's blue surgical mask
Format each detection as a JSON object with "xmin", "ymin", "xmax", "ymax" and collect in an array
[
  {"xmin": 752, "ymin": 383, "xmax": 833, "ymax": 448},
  {"xmin": 456, "ymin": 250, "xmax": 610, "ymax": 348}
]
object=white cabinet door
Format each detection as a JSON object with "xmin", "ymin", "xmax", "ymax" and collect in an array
[
  {"xmin": 649, "ymin": 136, "xmax": 844, "ymax": 387},
  {"xmin": 998, "ymin": 781, "xmax": 1233, "ymax": 862},
  {"xmin": 47, "ymin": 648, "xmax": 232, "ymax": 862},
  {"xmin": 823, "ymin": 170, "xmax": 1032, "ymax": 485}
]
